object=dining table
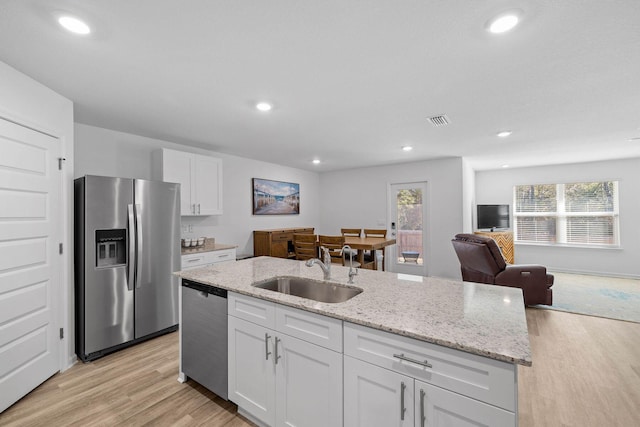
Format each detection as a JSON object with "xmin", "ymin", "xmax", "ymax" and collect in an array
[{"xmin": 343, "ymin": 235, "xmax": 396, "ymax": 271}]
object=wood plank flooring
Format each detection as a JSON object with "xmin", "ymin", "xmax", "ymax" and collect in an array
[
  {"xmin": 1, "ymin": 309, "xmax": 639, "ymax": 426},
  {"xmin": 0, "ymin": 332, "xmax": 256, "ymax": 427},
  {"xmin": 519, "ymin": 309, "xmax": 640, "ymax": 427}
]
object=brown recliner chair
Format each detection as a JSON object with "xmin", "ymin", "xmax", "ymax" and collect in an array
[{"xmin": 451, "ymin": 233, "xmax": 553, "ymax": 306}]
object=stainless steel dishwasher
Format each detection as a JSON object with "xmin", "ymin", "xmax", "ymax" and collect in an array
[{"xmin": 181, "ymin": 279, "xmax": 228, "ymax": 400}]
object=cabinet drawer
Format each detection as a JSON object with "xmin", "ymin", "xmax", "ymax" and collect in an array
[
  {"xmin": 272, "ymin": 232, "xmax": 293, "ymax": 242},
  {"xmin": 208, "ymin": 248, "xmax": 235, "ymax": 263},
  {"xmin": 276, "ymin": 305, "xmax": 343, "ymax": 352},
  {"xmin": 228, "ymin": 292, "xmax": 276, "ymax": 329},
  {"xmin": 181, "ymin": 253, "xmax": 208, "ymax": 269},
  {"xmin": 344, "ymin": 322, "xmax": 516, "ymax": 411}
]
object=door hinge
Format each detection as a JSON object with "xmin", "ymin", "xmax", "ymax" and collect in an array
[
  {"xmin": 59, "ymin": 243, "xmax": 63, "ymax": 254},
  {"xmin": 58, "ymin": 157, "xmax": 66, "ymax": 170},
  {"xmin": 59, "ymin": 328, "xmax": 64, "ymax": 339}
]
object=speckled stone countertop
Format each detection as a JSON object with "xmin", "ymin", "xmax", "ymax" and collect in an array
[
  {"xmin": 176, "ymin": 256, "xmax": 532, "ymax": 366},
  {"xmin": 181, "ymin": 238, "xmax": 236, "ymax": 255}
]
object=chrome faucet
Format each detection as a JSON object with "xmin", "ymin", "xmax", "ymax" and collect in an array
[
  {"xmin": 305, "ymin": 246, "xmax": 332, "ymax": 280},
  {"xmin": 341, "ymin": 245, "xmax": 358, "ymax": 284}
]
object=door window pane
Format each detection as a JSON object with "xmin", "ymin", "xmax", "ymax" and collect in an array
[{"xmin": 396, "ymin": 188, "xmax": 423, "ymax": 264}]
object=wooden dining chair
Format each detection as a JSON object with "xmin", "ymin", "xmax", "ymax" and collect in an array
[
  {"xmin": 340, "ymin": 228, "xmax": 361, "ymax": 237},
  {"xmin": 364, "ymin": 229, "xmax": 387, "ymax": 270},
  {"xmin": 340, "ymin": 228, "xmax": 360, "ymax": 259},
  {"xmin": 293, "ymin": 233, "xmax": 318, "ymax": 261},
  {"xmin": 363, "ymin": 229, "xmax": 387, "ymax": 239},
  {"xmin": 318, "ymin": 235, "xmax": 360, "ymax": 267}
]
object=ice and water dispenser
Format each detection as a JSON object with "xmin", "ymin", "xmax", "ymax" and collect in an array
[{"xmin": 95, "ymin": 229, "xmax": 126, "ymax": 268}]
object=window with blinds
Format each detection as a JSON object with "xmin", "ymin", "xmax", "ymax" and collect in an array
[{"xmin": 514, "ymin": 181, "xmax": 619, "ymax": 246}]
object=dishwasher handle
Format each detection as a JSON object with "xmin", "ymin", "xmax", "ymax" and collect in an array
[{"xmin": 182, "ymin": 279, "xmax": 227, "ymax": 298}]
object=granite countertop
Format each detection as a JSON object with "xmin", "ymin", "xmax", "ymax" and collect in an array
[
  {"xmin": 176, "ymin": 256, "xmax": 532, "ymax": 366},
  {"xmin": 181, "ymin": 238, "xmax": 237, "ymax": 255}
]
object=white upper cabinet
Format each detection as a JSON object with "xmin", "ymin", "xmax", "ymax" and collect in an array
[{"xmin": 155, "ymin": 148, "xmax": 223, "ymax": 216}]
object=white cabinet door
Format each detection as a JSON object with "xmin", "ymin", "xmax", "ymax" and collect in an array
[
  {"xmin": 415, "ymin": 380, "xmax": 515, "ymax": 427},
  {"xmin": 194, "ymin": 155, "xmax": 222, "ymax": 215},
  {"xmin": 161, "ymin": 149, "xmax": 193, "ymax": 215},
  {"xmin": 159, "ymin": 149, "xmax": 222, "ymax": 216},
  {"xmin": 344, "ymin": 356, "xmax": 414, "ymax": 427},
  {"xmin": 228, "ymin": 316, "xmax": 276, "ymax": 426},
  {"xmin": 276, "ymin": 334, "xmax": 343, "ymax": 427}
]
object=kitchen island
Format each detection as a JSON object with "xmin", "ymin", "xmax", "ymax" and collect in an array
[{"xmin": 176, "ymin": 256, "xmax": 531, "ymax": 427}]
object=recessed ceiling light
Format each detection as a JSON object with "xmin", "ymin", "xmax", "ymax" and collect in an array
[
  {"xmin": 502, "ymin": 164, "xmax": 510, "ymax": 168},
  {"xmin": 487, "ymin": 12, "xmax": 520, "ymax": 34},
  {"xmin": 312, "ymin": 159, "xmax": 321, "ymax": 164},
  {"xmin": 58, "ymin": 16, "xmax": 91, "ymax": 35},
  {"xmin": 256, "ymin": 102, "xmax": 272, "ymax": 112},
  {"xmin": 402, "ymin": 146, "xmax": 413, "ymax": 152},
  {"xmin": 497, "ymin": 131, "xmax": 512, "ymax": 138}
]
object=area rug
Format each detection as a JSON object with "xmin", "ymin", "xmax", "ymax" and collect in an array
[{"xmin": 533, "ymin": 272, "xmax": 640, "ymax": 323}]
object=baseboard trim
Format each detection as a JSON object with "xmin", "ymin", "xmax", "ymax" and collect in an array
[{"xmin": 548, "ymin": 268, "xmax": 640, "ymax": 280}]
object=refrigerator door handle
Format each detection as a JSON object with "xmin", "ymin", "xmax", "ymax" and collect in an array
[
  {"xmin": 127, "ymin": 204, "xmax": 136, "ymax": 291},
  {"xmin": 134, "ymin": 203, "xmax": 143, "ymax": 288}
]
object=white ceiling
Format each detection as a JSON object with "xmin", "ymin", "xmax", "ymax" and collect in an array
[{"xmin": 1, "ymin": 0, "xmax": 639, "ymax": 172}]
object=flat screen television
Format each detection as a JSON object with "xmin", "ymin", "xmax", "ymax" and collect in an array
[{"xmin": 477, "ymin": 204, "xmax": 510, "ymax": 231}]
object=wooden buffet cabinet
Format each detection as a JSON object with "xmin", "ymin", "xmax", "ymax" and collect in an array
[
  {"xmin": 473, "ymin": 230, "xmax": 514, "ymax": 264},
  {"xmin": 253, "ymin": 227, "xmax": 315, "ymax": 259}
]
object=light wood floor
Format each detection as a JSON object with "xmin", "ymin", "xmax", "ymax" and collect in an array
[
  {"xmin": 0, "ymin": 333, "xmax": 256, "ymax": 427},
  {"xmin": 1, "ymin": 309, "xmax": 639, "ymax": 426},
  {"xmin": 519, "ymin": 309, "xmax": 640, "ymax": 427}
]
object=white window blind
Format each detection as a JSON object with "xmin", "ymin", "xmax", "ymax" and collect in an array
[{"xmin": 514, "ymin": 181, "xmax": 619, "ymax": 247}]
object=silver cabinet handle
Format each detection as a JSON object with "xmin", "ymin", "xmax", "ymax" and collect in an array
[
  {"xmin": 187, "ymin": 258, "xmax": 203, "ymax": 263},
  {"xmin": 400, "ymin": 381, "xmax": 406, "ymax": 420},
  {"xmin": 197, "ymin": 203, "xmax": 201, "ymax": 214},
  {"xmin": 420, "ymin": 389, "xmax": 426, "ymax": 427},
  {"xmin": 274, "ymin": 336, "xmax": 281, "ymax": 364},
  {"xmin": 393, "ymin": 353, "xmax": 433, "ymax": 369},
  {"xmin": 265, "ymin": 333, "xmax": 271, "ymax": 360}
]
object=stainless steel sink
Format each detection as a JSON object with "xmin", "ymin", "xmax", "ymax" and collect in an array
[{"xmin": 252, "ymin": 276, "xmax": 362, "ymax": 303}]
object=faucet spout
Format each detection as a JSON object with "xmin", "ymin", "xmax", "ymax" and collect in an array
[
  {"xmin": 341, "ymin": 245, "xmax": 358, "ymax": 284},
  {"xmin": 305, "ymin": 246, "xmax": 332, "ymax": 280}
]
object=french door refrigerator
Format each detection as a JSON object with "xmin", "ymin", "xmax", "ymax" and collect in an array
[{"xmin": 75, "ymin": 175, "xmax": 181, "ymax": 361}]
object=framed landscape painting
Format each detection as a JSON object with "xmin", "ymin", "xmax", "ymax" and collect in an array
[{"xmin": 252, "ymin": 178, "xmax": 300, "ymax": 215}]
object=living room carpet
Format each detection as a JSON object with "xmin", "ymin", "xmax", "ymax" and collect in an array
[{"xmin": 533, "ymin": 272, "xmax": 640, "ymax": 323}]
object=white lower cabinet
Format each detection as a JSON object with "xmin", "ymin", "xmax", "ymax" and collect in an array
[
  {"xmin": 228, "ymin": 293, "xmax": 343, "ymax": 427},
  {"xmin": 228, "ymin": 315, "xmax": 276, "ymax": 425},
  {"xmin": 344, "ymin": 355, "xmax": 414, "ymax": 427},
  {"xmin": 181, "ymin": 248, "xmax": 236, "ymax": 270},
  {"xmin": 227, "ymin": 293, "xmax": 517, "ymax": 427},
  {"xmin": 416, "ymin": 380, "xmax": 515, "ymax": 427},
  {"xmin": 343, "ymin": 322, "xmax": 517, "ymax": 427},
  {"xmin": 345, "ymin": 356, "xmax": 515, "ymax": 427}
]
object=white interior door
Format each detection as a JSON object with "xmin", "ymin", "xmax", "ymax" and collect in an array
[
  {"xmin": 388, "ymin": 182, "xmax": 428, "ymax": 276},
  {"xmin": 0, "ymin": 118, "xmax": 61, "ymax": 412}
]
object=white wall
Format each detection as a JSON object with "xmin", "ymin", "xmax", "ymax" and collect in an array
[
  {"xmin": 318, "ymin": 157, "xmax": 465, "ymax": 280},
  {"xmin": 0, "ymin": 61, "xmax": 75, "ymax": 369},
  {"xmin": 74, "ymin": 123, "xmax": 321, "ymax": 256},
  {"xmin": 475, "ymin": 158, "xmax": 640, "ymax": 278},
  {"xmin": 461, "ymin": 158, "xmax": 475, "ymax": 233}
]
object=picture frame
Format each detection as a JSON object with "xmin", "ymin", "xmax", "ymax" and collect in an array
[{"xmin": 252, "ymin": 178, "xmax": 300, "ymax": 215}]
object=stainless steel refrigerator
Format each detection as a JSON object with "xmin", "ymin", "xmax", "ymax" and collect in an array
[{"xmin": 74, "ymin": 175, "xmax": 180, "ymax": 361}]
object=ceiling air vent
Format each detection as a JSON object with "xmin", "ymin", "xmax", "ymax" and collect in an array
[{"xmin": 427, "ymin": 114, "xmax": 450, "ymax": 127}]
